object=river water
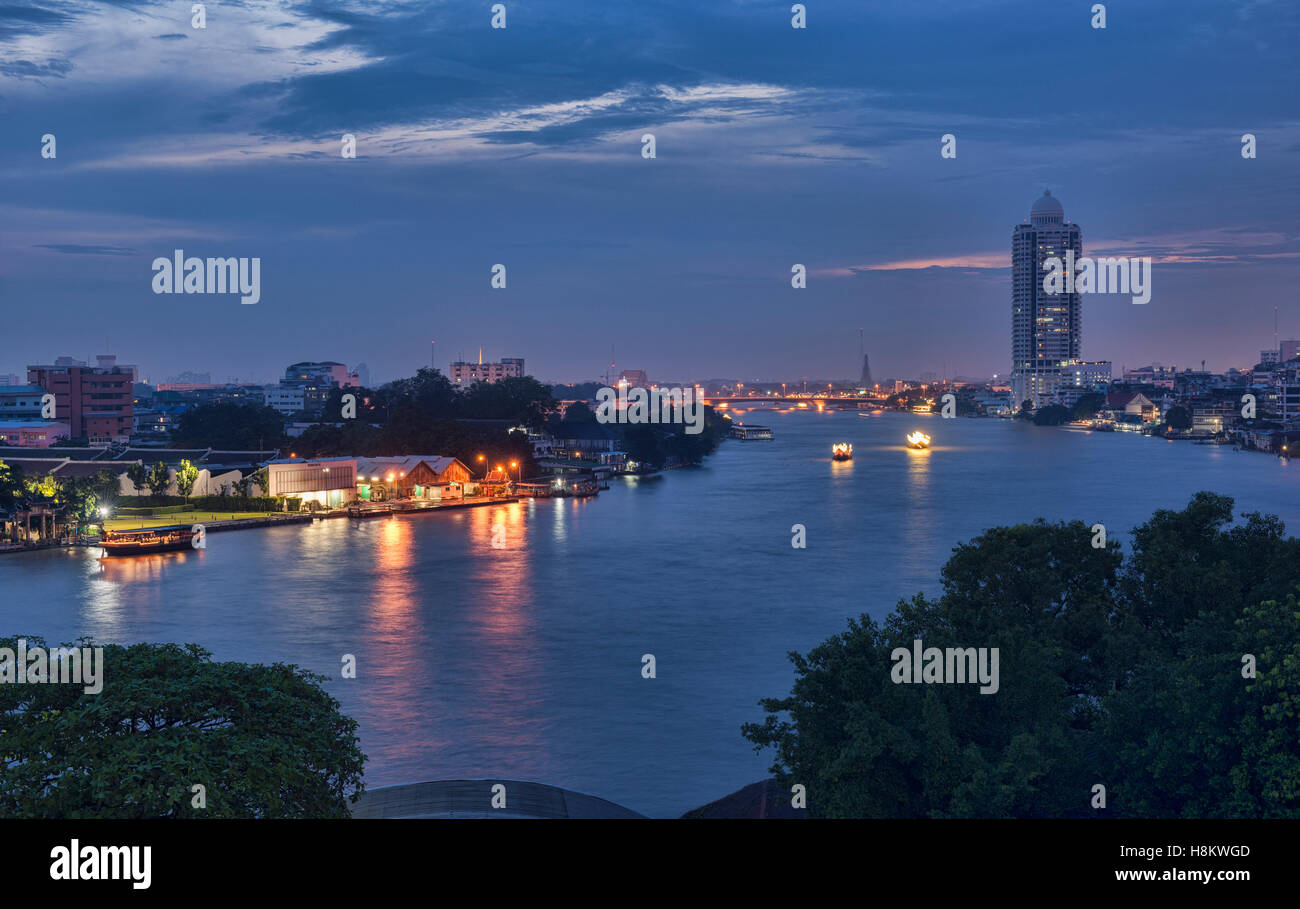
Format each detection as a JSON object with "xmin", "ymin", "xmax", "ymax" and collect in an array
[{"xmin": 3, "ymin": 410, "xmax": 1297, "ymax": 816}]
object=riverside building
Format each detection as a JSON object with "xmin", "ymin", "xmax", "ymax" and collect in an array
[{"xmin": 1011, "ymin": 191, "xmax": 1082, "ymax": 409}]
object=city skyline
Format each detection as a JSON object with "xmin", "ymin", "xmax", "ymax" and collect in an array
[{"xmin": 2, "ymin": 1, "xmax": 1298, "ymax": 384}]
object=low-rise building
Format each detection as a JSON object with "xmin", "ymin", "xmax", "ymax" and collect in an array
[
  {"xmin": 354, "ymin": 455, "xmax": 474, "ymax": 502},
  {"xmin": 265, "ymin": 457, "xmax": 358, "ymax": 509},
  {"xmin": 449, "ymin": 357, "xmax": 524, "ymax": 386},
  {"xmin": 0, "ymin": 421, "xmax": 71, "ymax": 447},
  {"xmin": 264, "ymin": 386, "xmax": 306, "ymax": 414}
]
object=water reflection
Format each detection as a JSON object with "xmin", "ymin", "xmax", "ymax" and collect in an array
[
  {"xmin": 5, "ymin": 411, "xmax": 1298, "ymax": 817},
  {"xmin": 96, "ymin": 548, "xmax": 202, "ymax": 584}
]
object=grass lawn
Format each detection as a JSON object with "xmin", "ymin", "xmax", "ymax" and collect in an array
[{"xmin": 101, "ymin": 512, "xmax": 288, "ymax": 531}]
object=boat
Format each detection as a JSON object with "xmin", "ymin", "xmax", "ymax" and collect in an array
[
  {"xmin": 729, "ymin": 423, "xmax": 774, "ymax": 441},
  {"xmin": 906, "ymin": 431, "xmax": 931, "ymax": 450},
  {"xmin": 98, "ymin": 524, "xmax": 198, "ymax": 556},
  {"xmin": 831, "ymin": 442, "xmax": 853, "ymax": 461}
]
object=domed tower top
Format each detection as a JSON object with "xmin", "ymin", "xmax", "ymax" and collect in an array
[{"xmin": 1030, "ymin": 189, "xmax": 1064, "ymax": 226}]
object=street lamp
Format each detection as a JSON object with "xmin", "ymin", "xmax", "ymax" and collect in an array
[{"xmin": 509, "ymin": 460, "xmax": 520, "ymax": 483}]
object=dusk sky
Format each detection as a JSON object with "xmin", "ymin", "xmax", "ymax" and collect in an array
[{"xmin": 2, "ymin": 0, "xmax": 1297, "ymax": 385}]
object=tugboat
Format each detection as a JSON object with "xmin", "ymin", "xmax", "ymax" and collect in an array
[
  {"xmin": 831, "ymin": 442, "xmax": 853, "ymax": 461},
  {"xmin": 98, "ymin": 524, "xmax": 197, "ymax": 556},
  {"xmin": 905, "ymin": 431, "xmax": 931, "ymax": 450}
]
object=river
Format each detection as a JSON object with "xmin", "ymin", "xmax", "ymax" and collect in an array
[{"xmin": 3, "ymin": 410, "xmax": 1297, "ymax": 816}]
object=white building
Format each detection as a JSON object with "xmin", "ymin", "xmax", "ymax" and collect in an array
[
  {"xmin": 264, "ymin": 386, "xmax": 306, "ymax": 414},
  {"xmin": 265, "ymin": 457, "xmax": 357, "ymax": 508}
]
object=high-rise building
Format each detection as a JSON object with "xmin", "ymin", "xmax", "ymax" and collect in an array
[
  {"xmin": 1281, "ymin": 340, "xmax": 1300, "ymax": 364},
  {"xmin": 1011, "ymin": 190, "xmax": 1083, "ymax": 408},
  {"xmin": 1261, "ymin": 349, "xmax": 1281, "ymax": 366}
]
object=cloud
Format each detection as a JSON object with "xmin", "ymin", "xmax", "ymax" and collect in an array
[{"xmin": 33, "ymin": 243, "xmax": 137, "ymax": 256}]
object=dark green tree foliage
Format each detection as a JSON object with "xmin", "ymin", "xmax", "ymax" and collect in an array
[
  {"xmin": 457, "ymin": 376, "xmax": 554, "ymax": 428},
  {"xmin": 1165, "ymin": 405, "xmax": 1192, "ymax": 431},
  {"xmin": 146, "ymin": 461, "xmax": 171, "ymax": 497},
  {"xmin": 0, "ymin": 460, "xmax": 25, "ymax": 509},
  {"xmin": 53, "ymin": 469, "xmax": 120, "ymax": 525},
  {"xmin": 1072, "ymin": 392, "xmax": 1105, "ymax": 421},
  {"xmin": 613, "ymin": 406, "xmax": 730, "ymax": 469},
  {"xmin": 744, "ymin": 492, "xmax": 1300, "ymax": 817},
  {"xmin": 561, "ymin": 401, "xmax": 599, "ymax": 424},
  {"xmin": 0, "ymin": 639, "xmax": 365, "ymax": 818},
  {"xmin": 171, "ymin": 402, "xmax": 288, "ymax": 450},
  {"xmin": 125, "ymin": 462, "xmax": 149, "ymax": 496},
  {"xmin": 291, "ymin": 370, "xmax": 548, "ymax": 474},
  {"xmin": 1032, "ymin": 404, "xmax": 1072, "ymax": 426}
]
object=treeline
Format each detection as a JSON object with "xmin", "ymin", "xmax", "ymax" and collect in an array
[
  {"xmin": 290, "ymin": 370, "xmax": 551, "ymax": 474},
  {"xmin": 0, "ymin": 461, "xmax": 120, "ymax": 526},
  {"xmin": 744, "ymin": 492, "xmax": 1300, "ymax": 818},
  {"xmin": 557, "ymin": 400, "xmax": 731, "ymax": 469},
  {"xmin": 170, "ymin": 370, "xmax": 555, "ymax": 475}
]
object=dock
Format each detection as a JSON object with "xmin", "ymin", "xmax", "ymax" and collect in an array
[{"xmin": 343, "ymin": 496, "xmax": 519, "ymax": 519}]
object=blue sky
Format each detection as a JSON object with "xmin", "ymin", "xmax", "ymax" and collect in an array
[{"xmin": 2, "ymin": 0, "xmax": 1297, "ymax": 384}]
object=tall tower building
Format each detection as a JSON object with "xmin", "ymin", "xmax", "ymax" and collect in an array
[{"xmin": 1011, "ymin": 190, "xmax": 1082, "ymax": 409}]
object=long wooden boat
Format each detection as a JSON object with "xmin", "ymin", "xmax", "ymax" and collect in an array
[{"xmin": 99, "ymin": 524, "xmax": 197, "ymax": 556}]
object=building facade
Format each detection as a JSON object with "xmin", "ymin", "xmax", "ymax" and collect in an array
[
  {"xmin": 0, "ymin": 421, "xmax": 71, "ymax": 447},
  {"xmin": 283, "ymin": 361, "xmax": 358, "ymax": 388},
  {"xmin": 0, "ymin": 385, "xmax": 47, "ymax": 420},
  {"xmin": 27, "ymin": 356, "xmax": 134, "ymax": 444},
  {"xmin": 1011, "ymin": 191, "xmax": 1083, "ymax": 409},
  {"xmin": 449, "ymin": 357, "xmax": 524, "ymax": 386},
  {"xmin": 264, "ymin": 386, "xmax": 307, "ymax": 414}
]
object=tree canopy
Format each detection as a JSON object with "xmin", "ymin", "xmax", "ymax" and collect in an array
[
  {"xmin": 171, "ymin": 402, "xmax": 288, "ymax": 450},
  {"xmin": 743, "ymin": 492, "xmax": 1300, "ymax": 818},
  {"xmin": 0, "ymin": 638, "xmax": 365, "ymax": 818}
]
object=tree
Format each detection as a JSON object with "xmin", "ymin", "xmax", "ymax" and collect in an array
[
  {"xmin": 622, "ymin": 425, "xmax": 664, "ymax": 469},
  {"xmin": 0, "ymin": 460, "xmax": 23, "ymax": 510},
  {"xmin": 176, "ymin": 459, "xmax": 199, "ymax": 500},
  {"xmin": 1165, "ymin": 405, "xmax": 1191, "ymax": 431},
  {"xmin": 249, "ymin": 467, "xmax": 269, "ymax": 497},
  {"xmin": 0, "ymin": 637, "xmax": 366, "ymax": 818},
  {"xmin": 561, "ymin": 401, "xmax": 598, "ymax": 424},
  {"xmin": 1072, "ymin": 392, "xmax": 1104, "ymax": 421},
  {"xmin": 456, "ymin": 376, "xmax": 555, "ymax": 427},
  {"xmin": 146, "ymin": 461, "xmax": 171, "ymax": 497},
  {"xmin": 172, "ymin": 402, "xmax": 286, "ymax": 450},
  {"xmin": 1099, "ymin": 589, "xmax": 1300, "ymax": 817},
  {"xmin": 125, "ymin": 462, "xmax": 149, "ymax": 496},
  {"xmin": 743, "ymin": 493, "xmax": 1300, "ymax": 818},
  {"xmin": 1032, "ymin": 404, "xmax": 1072, "ymax": 426}
]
